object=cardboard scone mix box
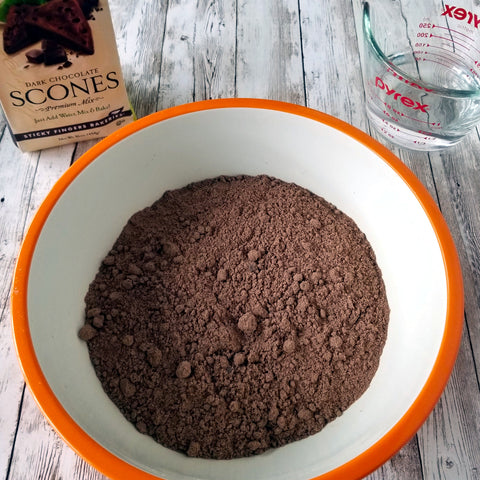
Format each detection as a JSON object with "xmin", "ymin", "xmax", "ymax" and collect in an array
[{"xmin": 0, "ymin": 0, "xmax": 134, "ymax": 152}]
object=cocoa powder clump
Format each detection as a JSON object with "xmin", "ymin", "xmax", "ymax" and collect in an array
[
  {"xmin": 237, "ymin": 312, "xmax": 258, "ymax": 334},
  {"xmin": 81, "ymin": 174, "xmax": 390, "ymax": 459}
]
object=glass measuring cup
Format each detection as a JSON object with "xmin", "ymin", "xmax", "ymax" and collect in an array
[{"xmin": 362, "ymin": 0, "xmax": 480, "ymax": 150}]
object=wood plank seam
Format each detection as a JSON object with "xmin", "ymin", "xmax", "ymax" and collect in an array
[
  {"xmin": 415, "ymin": 436, "xmax": 426, "ymax": 480},
  {"xmin": 464, "ymin": 317, "xmax": 480, "ymax": 393},
  {"xmin": 192, "ymin": 11, "xmax": 198, "ymax": 102},
  {"xmin": 153, "ymin": 0, "xmax": 171, "ymax": 112},
  {"xmin": 234, "ymin": 0, "xmax": 239, "ymax": 98},
  {"xmin": 296, "ymin": 0, "xmax": 308, "ymax": 108},
  {"xmin": 4, "ymin": 385, "xmax": 26, "ymax": 480}
]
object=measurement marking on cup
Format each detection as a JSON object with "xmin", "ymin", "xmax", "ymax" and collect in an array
[
  {"xmin": 431, "ymin": 23, "xmax": 473, "ymax": 40},
  {"xmin": 400, "ymin": 112, "xmax": 442, "ymax": 127},
  {"xmin": 415, "ymin": 56, "xmax": 480, "ymax": 79},
  {"xmin": 427, "ymin": 40, "xmax": 480, "ymax": 60},
  {"xmin": 427, "ymin": 44, "xmax": 478, "ymax": 65},
  {"xmin": 427, "ymin": 27, "xmax": 480, "ymax": 56},
  {"xmin": 418, "ymin": 57, "xmax": 458, "ymax": 69},
  {"xmin": 416, "ymin": 46, "xmax": 465, "ymax": 59},
  {"xmin": 437, "ymin": 33, "xmax": 480, "ymax": 56},
  {"xmin": 431, "ymin": 51, "xmax": 480, "ymax": 76},
  {"xmin": 429, "ymin": 34, "xmax": 470, "ymax": 50},
  {"xmin": 414, "ymin": 49, "xmax": 467, "ymax": 66},
  {"xmin": 377, "ymin": 121, "xmax": 439, "ymax": 145},
  {"xmin": 379, "ymin": 120, "xmax": 427, "ymax": 137}
]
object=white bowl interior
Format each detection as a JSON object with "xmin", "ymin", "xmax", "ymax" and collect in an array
[{"xmin": 27, "ymin": 107, "xmax": 447, "ymax": 480}]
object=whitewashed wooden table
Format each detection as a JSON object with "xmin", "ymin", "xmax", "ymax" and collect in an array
[{"xmin": 1, "ymin": 0, "xmax": 479, "ymax": 479}]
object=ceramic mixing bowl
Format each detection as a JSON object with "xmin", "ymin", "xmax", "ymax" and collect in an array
[{"xmin": 11, "ymin": 98, "xmax": 463, "ymax": 480}]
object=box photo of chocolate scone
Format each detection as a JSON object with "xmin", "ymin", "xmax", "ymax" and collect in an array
[
  {"xmin": 3, "ymin": 0, "xmax": 97, "ymax": 65},
  {"xmin": 0, "ymin": 0, "xmax": 133, "ymax": 152}
]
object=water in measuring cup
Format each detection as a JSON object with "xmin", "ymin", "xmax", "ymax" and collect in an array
[{"xmin": 367, "ymin": 53, "xmax": 480, "ymax": 150}]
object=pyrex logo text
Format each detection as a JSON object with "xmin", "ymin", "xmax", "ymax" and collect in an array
[
  {"xmin": 442, "ymin": 5, "xmax": 480, "ymax": 28},
  {"xmin": 374, "ymin": 78, "xmax": 429, "ymax": 112}
]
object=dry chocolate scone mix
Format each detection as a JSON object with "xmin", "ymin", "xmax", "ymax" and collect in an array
[{"xmin": 79, "ymin": 175, "xmax": 390, "ymax": 459}]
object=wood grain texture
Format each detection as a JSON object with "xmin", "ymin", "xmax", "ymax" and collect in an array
[
  {"xmin": 300, "ymin": 0, "xmax": 367, "ymax": 128},
  {"xmin": 8, "ymin": 389, "xmax": 107, "ymax": 480},
  {"xmin": 0, "ymin": 141, "xmax": 74, "ymax": 479},
  {"xmin": 0, "ymin": 139, "xmax": 42, "ymax": 480},
  {"xmin": 193, "ymin": 0, "xmax": 236, "ymax": 100},
  {"xmin": 0, "ymin": 0, "xmax": 479, "ymax": 479},
  {"xmin": 431, "ymin": 133, "xmax": 480, "ymax": 373},
  {"xmin": 109, "ymin": 0, "xmax": 168, "ymax": 118},
  {"xmin": 156, "ymin": 0, "xmax": 237, "ymax": 107},
  {"xmin": 418, "ymin": 329, "xmax": 480, "ymax": 480},
  {"xmin": 419, "ymin": 134, "xmax": 480, "ymax": 480},
  {"xmin": 236, "ymin": 0, "xmax": 305, "ymax": 103},
  {"xmin": 157, "ymin": 0, "xmax": 197, "ymax": 109}
]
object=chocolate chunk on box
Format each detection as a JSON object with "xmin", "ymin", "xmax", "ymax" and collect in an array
[
  {"xmin": 41, "ymin": 39, "xmax": 67, "ymax": 65},
  {"xmin": 0, "ymin": 0, "xmax": 133, "ymax": 152}
]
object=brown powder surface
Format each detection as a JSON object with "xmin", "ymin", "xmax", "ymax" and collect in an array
[{"xmin": 80, "ymin": 174, "xmax": 390, "ymax": 459}]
